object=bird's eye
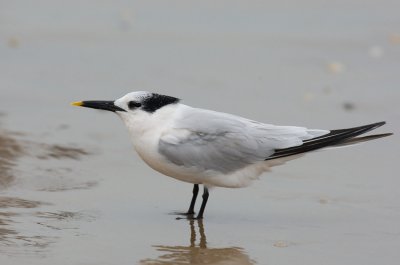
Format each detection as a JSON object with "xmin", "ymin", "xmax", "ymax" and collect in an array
[{"xmin": 128, "ymin": 101, "xmax": 142, "ymax": 109}]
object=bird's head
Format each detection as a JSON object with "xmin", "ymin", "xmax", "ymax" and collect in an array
[{"xmin": 71, "ymin": 91, "xmax": 180, "ymax": 124}]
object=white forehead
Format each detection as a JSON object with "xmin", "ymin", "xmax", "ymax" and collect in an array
[{"xmin": 117, "ymin": 91, "xmax": 152, "ymax": 102}]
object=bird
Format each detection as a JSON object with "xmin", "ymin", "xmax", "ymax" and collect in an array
[{"xmin": 71, "ymin": 91, "xmax": 391, "ymax": 219}]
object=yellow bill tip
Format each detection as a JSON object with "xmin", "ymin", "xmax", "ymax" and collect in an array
[{"xmin": 71, "ymin": 101, "xmax": 83, "ymax": 107}]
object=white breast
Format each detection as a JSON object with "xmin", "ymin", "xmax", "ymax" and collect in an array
[
  {"xmin": 117, "ymin": 104, "xmax": 285, "ymax": 188},
  {"xmin": 118, "ymin": 104, "xmax": 207, "ymax": 184}
]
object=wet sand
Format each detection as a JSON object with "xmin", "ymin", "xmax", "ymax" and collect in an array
[{"xmin": 1, "ymin": 1, "xmax": 399, "ymax": 264}]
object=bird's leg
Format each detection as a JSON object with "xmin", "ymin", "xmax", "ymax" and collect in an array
[
  {"xmin": 176, "ymin": 185, "xmax": 208, "ymax": 220},
  {"xmin": 195, "ymin": 187, "xmax": 209, "ymax": 219},
  {"xmin": 175, "ymin": 184, "xmax": 199, "ymax": 219},
  {"xmin": 186, "ymin": 184, "xmax": 199, "ymax": 215}
]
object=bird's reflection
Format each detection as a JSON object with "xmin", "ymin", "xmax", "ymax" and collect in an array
[{"xmin": 140, "ymin": 219, "xmax": 255, "ymax": 265}]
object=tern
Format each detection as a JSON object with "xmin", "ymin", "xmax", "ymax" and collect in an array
[{"xmin": 72, "ymin": 91, "xmax": 391, "ymax": 219}]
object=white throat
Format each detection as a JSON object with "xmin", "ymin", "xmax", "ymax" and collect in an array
[{"xmin": 117, "ymin": 103, "xmax": 181, "ymax": 146}]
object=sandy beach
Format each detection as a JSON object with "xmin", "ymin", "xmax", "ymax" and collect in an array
[{"xmin": 1, "ymin": 1, "xmax": 399, "ymax": 264}]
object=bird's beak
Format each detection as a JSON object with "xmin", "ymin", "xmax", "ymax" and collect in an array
[{"xmin": 71, "ymin": 100, "xmax": 126, "ymax": 112}]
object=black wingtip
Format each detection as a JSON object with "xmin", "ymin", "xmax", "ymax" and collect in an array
[
  {"xmin": 336, "ymin": 132, "xmax": 393, "ymax": 146},
  {"xmin": 266, "ymin": 121, "xmax": 390, "ymax": 160},
  {"xmin": 355, "ymin": 121, "xmax": 386, "ymax": 135},
  {"xmin": 370, "ymin": 121, "xmax": 386, "ymax": 129},
  {"xmin": 375, "ymin": 132, "xmax": 393, "ymax": 137},
  {"xmin": 380, "ymin": 132, "xmax": 393, "ymax": 138}
]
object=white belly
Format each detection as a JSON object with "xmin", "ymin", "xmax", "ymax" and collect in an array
[
  {"xmin": 132, "ymin": 136, "xmax": 272, "ymax": 188},
  {"xmin": 132, "ymin": 132, "xmax": 207, "ymax": 185},
  {"xmin": 120, "ymin": 105, "xmax": 275, "ymax": 188}
]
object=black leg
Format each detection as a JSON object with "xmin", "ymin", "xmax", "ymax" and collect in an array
[
  {"xmin": 196, "ymin": 187, "xmax": 209, "ymax": 219},
  {"xmin": 187, "ymin": 184, "xmax": 199, "ymax": 215}
]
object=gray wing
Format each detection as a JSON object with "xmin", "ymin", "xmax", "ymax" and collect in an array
[{"xmin": 158, "ymin": 106, "xmax": 328, "ymax": 174}]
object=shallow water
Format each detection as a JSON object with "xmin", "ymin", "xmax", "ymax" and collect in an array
[{"xmin": 1, "ymin": 1, "xmax": 399, "ymax": 264}]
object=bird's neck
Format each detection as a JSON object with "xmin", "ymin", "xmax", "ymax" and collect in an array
[{"xmin": 120, "ymin": 104, "xmax": 180, "ymax": 145}]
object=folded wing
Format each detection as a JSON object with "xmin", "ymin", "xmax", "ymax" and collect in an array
[{"xmin": 158, "ymin": 107, "xmax": 328, "ymax": 173}]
